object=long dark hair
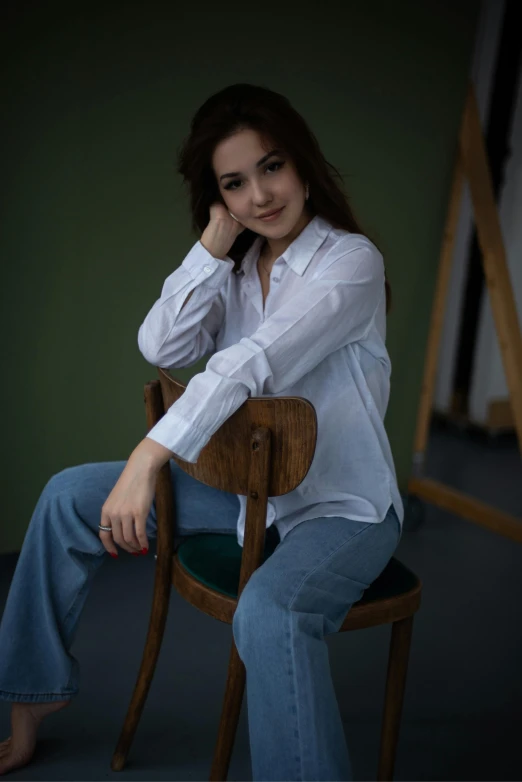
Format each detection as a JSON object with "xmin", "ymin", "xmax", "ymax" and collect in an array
[{"xmin": 177, "ymin": 83, "xmax": 391, "ymax": 313}]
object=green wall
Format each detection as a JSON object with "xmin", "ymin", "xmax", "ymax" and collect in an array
[{"xmin": 0, "ymin": 1, "xmax": 478, "ymax": 552}]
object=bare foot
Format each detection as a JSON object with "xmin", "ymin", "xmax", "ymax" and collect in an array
[{"xmin": 0, "ymin": 700, "xmax": 70, "ymax": 775}]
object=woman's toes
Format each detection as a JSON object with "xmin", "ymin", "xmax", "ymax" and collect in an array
[
  {"xmin": 0, "ymin": 739, "xmax": 12, "ymax": 754},
  {"xmin": 0, "ymin": 743, "xmax": 35, "ymax": 774}
]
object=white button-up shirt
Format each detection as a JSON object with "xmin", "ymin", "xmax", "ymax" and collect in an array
[{"xmin": 139, "ymin": 215, "xmax": 403, "ymax": 547}]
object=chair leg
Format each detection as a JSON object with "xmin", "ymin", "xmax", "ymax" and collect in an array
[
  {"xmin": 209, "ymin": 639, "xmax": 246, "ymax": 781},
  {"xmin": 111, "ymin": 555, "xmax": 173, "ymax": 772},
  {"xmin": 377, "ymin": 616, "xmax": 414, "ymax": 781}
]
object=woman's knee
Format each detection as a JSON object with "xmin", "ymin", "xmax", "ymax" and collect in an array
[
  {"xmin": 232, "ymin": 571, "xmax": 285, "ymax": 657},
  {"xmin": 40, "ymin": 462, "xmax": 130, "ymax": 535},
  {"xmin": 45, "ymin": 463, "xmax": 95, "ymax": 494},
  {"xmin": 44, "ymin": 461, "xmax": 126, "ymax": 498}
]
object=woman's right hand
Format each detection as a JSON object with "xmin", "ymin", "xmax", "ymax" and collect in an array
[{"xmin": 201, "ymin": 202, "xmax": 247, "ymax": 259}]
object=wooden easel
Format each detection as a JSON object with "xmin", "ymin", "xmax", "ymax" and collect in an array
[{"xmin": 408, "ymin": 82, "xmax": 522, "ymax": 544}]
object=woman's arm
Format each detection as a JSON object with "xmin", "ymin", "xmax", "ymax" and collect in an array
[{"xmin": 138, "ymin": 212, "xmax": 242, "ymax": 368}]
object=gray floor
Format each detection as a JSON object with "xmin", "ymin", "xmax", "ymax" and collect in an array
[{"xmin": 1, "ymin": 420, "xmax": 522, "ymax": 781}]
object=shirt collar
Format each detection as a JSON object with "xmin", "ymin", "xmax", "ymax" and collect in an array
[{"xmin": 236, "ymin": 214, "xmax": 333, "ymax": 279}]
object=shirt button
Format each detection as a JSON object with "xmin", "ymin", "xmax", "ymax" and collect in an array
[
  {"xmin": 203, "ymin": 266, "xmax": 212, "ymax": 274},
  {"xmin": 272, "ymin": 277, "xmax": 280, "ymax": 283}
]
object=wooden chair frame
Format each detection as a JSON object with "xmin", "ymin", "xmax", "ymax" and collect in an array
[{"xmin": 111, "ymin": 368, "xmax": 421, "ymax": 780}]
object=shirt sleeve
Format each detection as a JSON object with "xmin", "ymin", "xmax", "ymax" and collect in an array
[
  {"xmin": 137, "ymin": 240, "xmax": 235, "ymax": 369},
  {"xmin": 146, "ymin": 242, "xmax": 385, "ymax": 462}
]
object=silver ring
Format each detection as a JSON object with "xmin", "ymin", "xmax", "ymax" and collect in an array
[{"xmin": 98, "ymin": 524, "xmax": 113, "ymax": 532}]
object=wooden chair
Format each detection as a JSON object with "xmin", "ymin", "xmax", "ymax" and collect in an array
[{"xmin": 111, "ymin": 367, "xmax": 422, "ymax": 781}]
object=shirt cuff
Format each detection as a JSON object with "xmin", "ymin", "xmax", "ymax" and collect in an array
[
  {"xmin": 181, "ymin": 241, "xmax": 234, "ymax": 289},
  {"xmin": 146, "ymin": 408, "xmax": 211, "ymax": 463}
]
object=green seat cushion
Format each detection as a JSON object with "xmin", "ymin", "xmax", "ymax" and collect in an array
[{"xmin": 177, "ymin": 531, "xmax": 418, "ymax": 602}]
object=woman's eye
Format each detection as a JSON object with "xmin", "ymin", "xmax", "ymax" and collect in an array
[{"xmin": 224, "ymin": 161, "xmax": 285, "ymax": 191}]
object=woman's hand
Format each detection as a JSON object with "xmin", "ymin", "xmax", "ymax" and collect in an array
[
  {"xmin": 209, "ymin": 201, "xmax": 247, "ymax": 237},
  {"xmin": 99, "ymin": 438, "xmax": 173, "ymax": 557},
  {"xmin": 200, "ymin": 202, "xmax": 247, "ymax": 260}
]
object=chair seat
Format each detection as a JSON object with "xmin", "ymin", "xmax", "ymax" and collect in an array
[{"xmin": 176, "ymin": 532, "xmax": 418, "ymax": 606}]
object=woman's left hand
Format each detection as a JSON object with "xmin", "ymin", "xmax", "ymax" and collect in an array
[{"xmin": 99, "ymin": 438, "xmax": 174, "ymax": 557}]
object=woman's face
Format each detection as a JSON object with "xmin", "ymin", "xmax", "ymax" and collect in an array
[{"xmin": 212, "ymin": 128, "xmax": 309, "ymax": 238}]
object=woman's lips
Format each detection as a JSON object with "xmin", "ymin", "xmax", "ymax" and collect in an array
[{"xmin": 259, "ymin": 207, "xmax": 285, "ymax": 222}]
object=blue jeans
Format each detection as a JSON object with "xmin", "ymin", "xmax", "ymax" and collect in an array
[{"xmin": 0, "ymin": 460, "xmax": 401, "ymax": 781}]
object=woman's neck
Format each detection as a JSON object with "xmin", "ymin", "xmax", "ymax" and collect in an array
[{"xmin": 258, "ymin": 240, "xmax": 275, "ymax": 269}]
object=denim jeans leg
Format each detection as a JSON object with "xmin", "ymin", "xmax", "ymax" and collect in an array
[
  {"xmin": 0, "ymin": 458, "xmax": 241, "ymax": 704},
  {"xmin": 232, "ymin": 506, "xmax": 401, "ymax": 782},
  {"xmin": 0, "ymin": 462, "xmax": 132, "ymax": 703},
  {"xmin": 168, "ymin": 460, "xmax": 240, "ymax": 544}
]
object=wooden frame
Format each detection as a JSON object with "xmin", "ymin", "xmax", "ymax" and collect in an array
[{"xmin": 408, "ymin": 82, "xmax": 522, "ymax": 543}]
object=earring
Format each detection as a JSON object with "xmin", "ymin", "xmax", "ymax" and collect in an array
[{"xmin": 305, "ymin": 182, "xmax": 310, "ymax": 201}]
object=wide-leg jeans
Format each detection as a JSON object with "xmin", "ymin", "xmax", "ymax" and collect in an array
[{"xmin": 0, "ymin": 460, "xmax": 401, "ymax": 780}]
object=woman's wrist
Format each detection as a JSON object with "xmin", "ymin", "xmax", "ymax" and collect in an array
[
  {"xmin": 132, "ymin": 437, "xmax": 174, "ymax": 473},
  {"xmin": 200, "ymin": 222, "xmax": 234, "ymax": 259}
]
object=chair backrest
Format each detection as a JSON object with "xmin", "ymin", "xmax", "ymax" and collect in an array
[{"xmin": 154, "ymin": 367, "xmax": 317, "ymax": 498}]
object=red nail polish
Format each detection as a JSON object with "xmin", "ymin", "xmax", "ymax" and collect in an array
[
  {"xmin": 110, "ymin": 553, "xmax": 118, "ymax": 559},
  {"xmin": 141, "ymin": 548, "xmax": 148, "ymax": 555}
]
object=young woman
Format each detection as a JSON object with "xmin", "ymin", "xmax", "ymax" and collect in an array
[{"xmin": 0, "ymin": 83, "xmax": 403, "ymax": 780}]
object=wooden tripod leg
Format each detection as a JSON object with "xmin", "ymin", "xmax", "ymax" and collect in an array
[
  {"xmin": 209, "ymin": 640, "xmax": 246, "ymax": 781},
  {"xmin": 460, "ymin": 84, "xmax": 522, "ymax": 450},
  {"xmin": 111, "ymin": 550, "xmax": 173, "ymax": 771},
  {"xmin": 411, "ymin": 149, "xmax": 465, "ymax": 478}
]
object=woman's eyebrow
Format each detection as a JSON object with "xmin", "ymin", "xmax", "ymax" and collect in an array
[{"xmin": 219, "ymin": 149, "xmax": 283, "ymax": 182}]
